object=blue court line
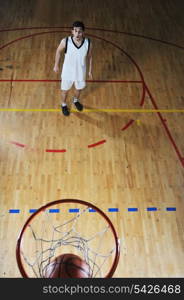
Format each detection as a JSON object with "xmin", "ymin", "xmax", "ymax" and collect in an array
[
  {"xmin": 49, "ymin": 209, "xmax": 60, "ymax": 213},
  {"xmin": 69, "ymin": 208, "xmax": 80, "ymax": 213},
  {"xmin": 9, "ymin": 209, "xmax": 20, "ymax": 213},
  {"xmin": 89, "ymin": 208, "xmax": 96, "ymax": 212},
  {"xmin": 29, "ymin": 209, "xmax": 60, "ymax": 213},
  {"xmin": 29, "ymin": 209, "xmax": 37, "ymax": 213},
  {"xmin": 128, "ymin": 208, "xmax": 138, "ymax": 212},
  {"xmin": 108, "ymin": 208, "xmax": 119, "ymax": 212},
  {"xmin": 166, "ymin": 207, "xmax": 176, "ymax": 211},
  {"xmin": 6, "ymin": 207, "xmax": 177, "ymax": 214},
  {"xmin": 147, "ymin": 207, "xmax": 157, "ymax": 211}
]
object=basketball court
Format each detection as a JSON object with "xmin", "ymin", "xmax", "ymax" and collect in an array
[{"xmin": 0, "ymin": 0, "xmax": 184, "ymax": 277}]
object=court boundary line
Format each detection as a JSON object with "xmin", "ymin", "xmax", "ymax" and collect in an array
[
  {"xmin": 0, "ymin": 25, "xmax": 183, "ymax": 51},
  {"xmin": 6, "ymin": 207, "xmax": 177, "ymax": 214}
]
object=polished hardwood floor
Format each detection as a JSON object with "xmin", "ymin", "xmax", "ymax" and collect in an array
[{"xmin": 0, "ymin": 0, "xmax": 184, "ymax": 277}]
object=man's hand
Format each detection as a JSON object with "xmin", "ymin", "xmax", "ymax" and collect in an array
[{"xmin": 53, "ymin": 65, "xmax": 59, "ymax": 73}]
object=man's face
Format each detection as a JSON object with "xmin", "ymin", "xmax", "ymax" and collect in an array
[{"xmin": 72, "ymin": 27, "xmax": 84, "ymax": 40}]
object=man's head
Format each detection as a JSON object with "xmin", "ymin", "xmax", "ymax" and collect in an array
[{"xmin": 72, "ymin": 21, "xmax": 85, "ymax": 40}]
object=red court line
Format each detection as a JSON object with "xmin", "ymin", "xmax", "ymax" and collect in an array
[
  {"xmin": 2, "ymin": 28, "xmax": 183, "ymax": 166},
  {"xmin": 88, "ymin": 140, "xmax": 106, "ymax": 148},
  {"xmin": 9, "ymin": 141, "xmax": 67, "ymax": 153},
  {"xmin": 121, "ymin": 119, "xmax": 135, "ymax": 131},
  {"xmin": 87, "ymin": 27, "xmax": 184, "ymax": 51},
  {"xmin": 89, "ymin": 33, "xmax": 145, "ymax": 84},
  {"xmin": 0, "ymin": 30, "xmax": 145, "ymax": 85},
  {"xmin": 140, "ymin": 83, "xmax": 146, "ymax": 107},
  {"xmin": 0, "ymin": 30, "xmax": 69, "ymax": 50},
  {"xmin": 1, "ymin": 30, "xmax": 145, "ymax": 152},
  {"xmin": 144, "ymin": 84, "xmax": 184, "ymax": 168},
  {"xmin": 10, "ymin": 141, "xmax": 26, "ymax": 148},
  {"xmin": 1, "ymin": 26, "xmax": 183, "ymax": 51},
  {"xmin": 0, "ymin": 79, "xmax": 142, "ymax": 83},
  {"xmin": 120, "ymin": 81, "xmax": 145, "ymax": 131},
  {"xmin": 0, "ymin": 26, "xmax": 71, "ymax": 32},
  {"xmin": 45, "ymin": 149, "xmax": 66, "ymax": 153}
]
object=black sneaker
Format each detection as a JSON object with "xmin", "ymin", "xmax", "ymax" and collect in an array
[
  {"xmin": 61, "ymin": 105, "xmax": 70, "ymax": 116},
  {"xmin": 73, "ymin": 100, "xmax": 83, "ymax": 111}
]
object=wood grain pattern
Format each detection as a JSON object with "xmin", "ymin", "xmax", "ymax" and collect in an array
[{"xmin": 0, "ymin": 0, "xmax": 184, "ymax": 277}]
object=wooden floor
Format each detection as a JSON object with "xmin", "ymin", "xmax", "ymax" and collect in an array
[{"xmin": 0, "ymin": 0, "xmax": 184, "ymax": 277}]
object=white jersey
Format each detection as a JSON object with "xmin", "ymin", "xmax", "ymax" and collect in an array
[{"xmin": 61, "ymin": 36, "xmax": 90, "ymax": 81}]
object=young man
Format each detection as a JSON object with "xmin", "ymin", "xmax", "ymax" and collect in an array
[{"xmin": 53, "ymin": 21, "xmax": 93, "ymax": 116}]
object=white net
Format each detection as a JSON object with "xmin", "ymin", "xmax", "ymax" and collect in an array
[{"xmin": 18, "ymin": 202, "xmax": 119, "ymax": 278}]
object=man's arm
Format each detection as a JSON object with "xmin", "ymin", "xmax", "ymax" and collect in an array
[
  {"xmin": 88, "ymin": 42, "xmax": 93, "ymax": 79},
  {"xmin": 53, "ymin": 38, "xmax": 66, "ymax": 73}
]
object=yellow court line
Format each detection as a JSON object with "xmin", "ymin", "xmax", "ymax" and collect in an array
[{"xmin": 0, "ymin": 108, "xmax": 184, "ymax": 113}]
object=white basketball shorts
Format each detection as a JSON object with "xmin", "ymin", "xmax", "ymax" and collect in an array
[{"xmin": 61, "ymin": 80, "xmax": 86, "ymax": 91}]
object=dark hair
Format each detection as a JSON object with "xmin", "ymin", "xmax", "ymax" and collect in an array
[{"xmin": 72, "ymin": 21, "xmax": 85, "ymax": 31}]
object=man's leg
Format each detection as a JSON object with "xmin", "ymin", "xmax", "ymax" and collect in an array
[
  {"xmin": 73, "ymin": 81, "xmax": 86, "ymax": 111},
  {"xmin": 61, "ymin": 90, "xmax": 70, "ymax": 116},
  {"xmin": 61, "ymin": 80, "xmax": 73, "ymax": 116},
  {"xmin": 61, "ymin": 90, "xmax": 68, "ymax": 105},
  {"xmin": 73, "ymin": 89, "xmax": 83, "ymax": 111},
  {"xmin": 74, "ymin": 89, "xmax": 81, "ymax": 100}
]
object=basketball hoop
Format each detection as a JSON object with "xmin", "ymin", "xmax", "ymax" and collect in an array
[{"xmin": 16, "ymin": 199, "xmax": 120, "ymax": 278}]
